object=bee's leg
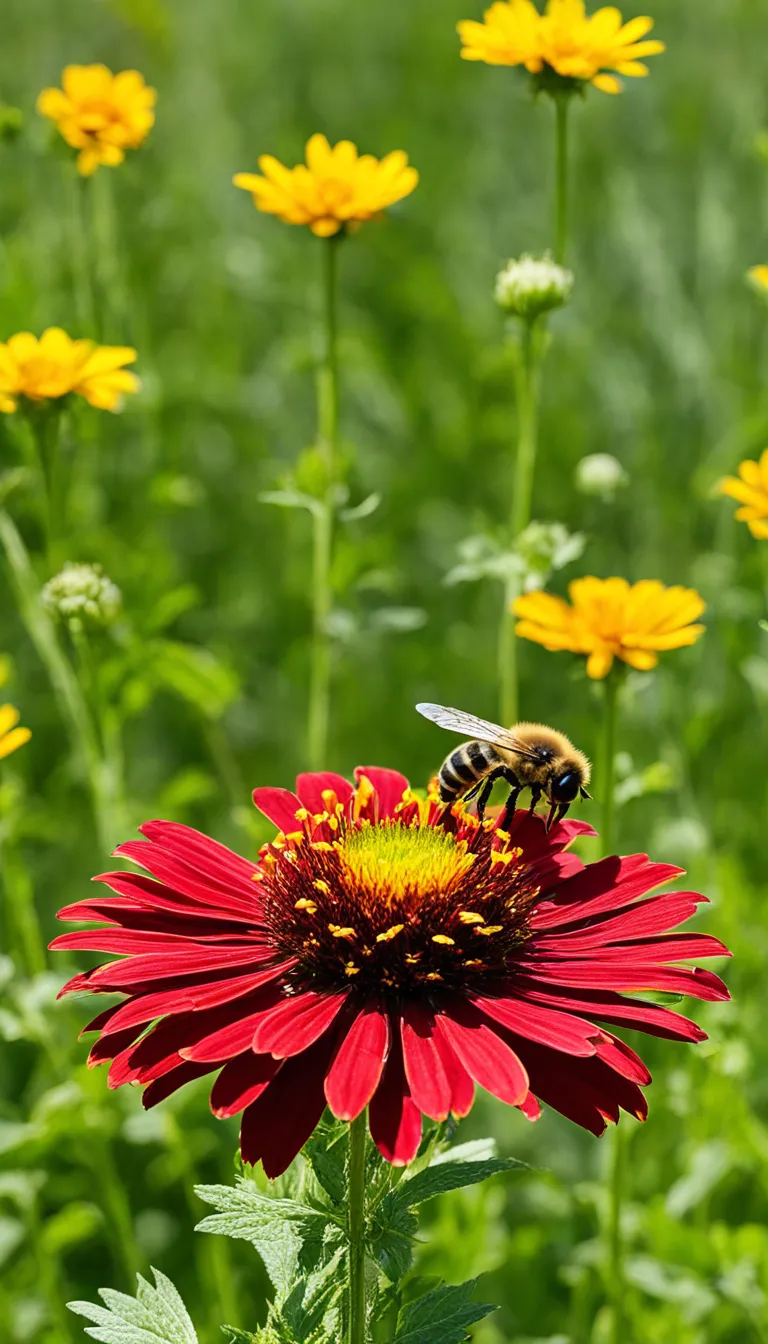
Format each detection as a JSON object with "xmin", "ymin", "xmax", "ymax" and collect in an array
[
  {"xmin": 527, "ymin": 785, "xmax": 542, "ymax": 816},
  {"xmin": 498, "ymin": 772, "xmax": 522, "ymax": 832},
  {"xmin": 474, "ymin": 769, "xmax": 506, "ymax": 824}
]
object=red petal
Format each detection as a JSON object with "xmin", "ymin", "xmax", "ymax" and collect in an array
[
  {"xmin": 210, "ymin": 1052, "xmax": 281, "ymax": 1118},
  {"xmin": 533, "ymin": 892, "xmax": 709, "ymax": 951},
  {"xmin": 532, "ymin": 856, "xmax": 685, "ymax": 931},
  {"xmin": 513, "ymin": 977, "xmax": 707, "ymax": 1043},
  {"xmin": 180, "ymin": 989, "xmax": 284, "ymax": 1063},
  {"xmin": 85, "ymin": 946, "xmax": 274, "ymax": 990},
  {"xmin": 401, "ymin": 1006, "xmax": 453, "ymax": 1122},
  {"xmin": 142, "ymin": 1061, "xmax": 216, "ymax": 1108},
  {"xmin": 138, "ymin": 820, "xmax": 261, "ymax": 895},
  {"xmin": 519, "ymin": 1092, "xmax": 541, "ymax": 1121},
  {"xmin": 434, "ymin": 1002, "xmax": 529, "ymax": 1106},
  {"xmin": 431, "ymin": 1024, "xmax": 475, "ymax": 1117},
  {"xmin": 473, "ymin": 994, "xmax": 602, "ymax": 1057},
  {"xmin": 96, "ymin": 962, "xmax": 291, "ymax": 1036},
  {"xmin": 251, "ymin": 991, "xmax": 348, "ymax": 1057},
  {"xmin": 325, "ymin": 1005, "xmax": 391, "ymax": 1121},
  {"xmin": 295, "ymin": 772, "xmax": 354, "ymax": 814},
  {"xmin": 90, "ymin": 870, "xmax": 261, "ymax": 922},
  {"xmin": 113, "ymin": 840, "xmax": 260, "ymax": 913},
  {"xmin": 594, "ymin": 1033, "xmax": 651, "ymax": 1085},
  {"xmin": 251, "ymin": 787, "xmax": 303, "ymax": 834},
  {"xmin": 522, "ymin": 959, "xmax": 729, "ymax": 1001},
  {"xmin": 353, "ymin": 766, "xmax": 410, "ymax": 819},
  {"xmin": 239, "ymin": 1034, "xmax": 335, "ymax": 1177},
  {"xmin": 369, "ymin": 1036, "xmax": 422, "ymax": 1166}
]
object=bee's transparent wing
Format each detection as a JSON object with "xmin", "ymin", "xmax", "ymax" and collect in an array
[{"xmin": 415, "ymin": 702, "xmax": 541, "ymax": 761}]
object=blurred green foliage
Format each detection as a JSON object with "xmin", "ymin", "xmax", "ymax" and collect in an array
[{"xmin": 0, "ymin": 0, "xmax": 766, "ymax": 1340}]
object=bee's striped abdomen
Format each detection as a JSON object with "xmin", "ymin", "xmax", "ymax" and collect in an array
[{"xmin": 438, "ymin": 739, "xmax": 501, "ymax": 803}]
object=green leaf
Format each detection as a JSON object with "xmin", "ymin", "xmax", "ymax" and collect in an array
[
  {"xmin": 220, "ymin": 1329, "xmax": 260, "ymax": 1344},
  {"xmin": 340, "ymin": 492, "xmax": 381, "ymax": 522},
  {"xmin": 367, "ymin": 1196, "xmax": 419, "ymax": 1282},
  {"xmin": 398, "ymin": 1147, "xmax": 524, "ymax": 1208},
  {"xmin": 259, "ymin": 489, "xmax": 323, "ymax": 518},
  {"xmin": 394, "ymin": 1279, "xmax": 497, "ymax": 1344},
  {"xmin": 194, "ymin": 1181, "xmax": 329, "ymax": 1296},
  {"xmin": 40, "ymin": 1201, "xmax": 102, "ymax": 1254},
  {"xmin": 144, "ymin": 585, "xmax": 201, "ymax": 634},
  {"xmin": 148, "ymin": 641, "xmax": 239, "ymax": 719},
  {"xmin": 303, "ymin": 1116, "xmax": 348, "ymax": 1205},
  {"xmin": 68, "ymin": 1267, "xmax": 198, "ymax": 1344}
]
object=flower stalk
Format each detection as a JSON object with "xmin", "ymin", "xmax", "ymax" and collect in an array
[
  {"xmin": 346, "ymin": 1110, "xmax": 369, "ymax": 1344},
  {"xmin": 554, "ymin": 93, "xmax": 571, "ymax": 264},
  {"xmin": 308, "ymin": 235, "xmax": 340, "ymax": 769},
  {"xmin": 500, "ymin": 316, "xmax": 544, "ymax": 724}
]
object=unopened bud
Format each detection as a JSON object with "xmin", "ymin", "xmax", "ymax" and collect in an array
[
  {"xmin": 495, "ymin": 253, "xmax": 573, "ymax": 320},
  {"xmin": 574, "ymin": 453, "xmax": 628, "ymax": 500},
  {"xmin": 42, "ymin": 562, "xmax": 122, "ymax": 632}
]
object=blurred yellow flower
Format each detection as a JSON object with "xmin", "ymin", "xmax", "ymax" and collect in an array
[
  {"xmin": 37, "ymin": 64, "xmax": 156, "ymax": 176},
  {"xmin": 233, "ymin": 134, "xmax": 419, "ymax": 237},
  {"xmin": 747, "ymin": 265, "xmax": 768, "ymax": 295},
  {"xmin": 719, "ymin": 449, "xmax": 768, "ymax": 540},
  {"xmin": 458, "ymin": 0, "xmax": 665, "ymax": 94},
  {"xmin": 0, "ymin": 329, "xmax": 139, "ymax": 413},
  {"xmin": 514, "ymin": 576, "xmax": 705, "ymax": 679},
  {"xmin": 0, "ymin": 704, "xmax": 31, "ymax": 761}
]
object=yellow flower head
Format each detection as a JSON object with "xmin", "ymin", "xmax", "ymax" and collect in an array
[
  {"xmin": 0, "ymin": 704, "xmax": 31, "ymax": 761},
  {"xmin": 233, "ymin": 134, "xmax": 419, "ymax": 238},
  {"xmin": 458, "ymin": 0, "xmax": 665, "ymax": 94},
  {"xmin": 747, "ymin": 265, "xmax": 768, "ymax": 297},
  {"xmin": 37, "ymin": 65, "xmax": 156, "ymax": 176},
  {"xmin": 0, "ymin": 329, "xmax": 139, "ymax": 414},
  {"xmin": 718, "ymin": 449, "xmax": 768, "ymax": 540},
  {"xmin": 514, "ymin": 576, "xmax": 705, "ymax": 679}
]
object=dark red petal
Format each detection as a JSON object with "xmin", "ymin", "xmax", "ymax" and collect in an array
[
  {"xmin": 239, "ymin": 1034, "xmax": 335, "ymax": 1177},
  {"xmin": 210, "ymin": 1052, "xmax": 281, "ymax": 1118},
  {"xmin": 81, "ymin": 1003, "xmax": 124, "ymax": 1036},
  {"xmin": 138, "ymin": 820, "xmax": 261, "ymax": 894},
  {"xmin": 531, "ymin": 856, "xmax": 685, "ymax": 931},
  {"xmin": 523, "ymin": 959, "xmax": 729, "ymax": 1001},
  {"xmin": 49, "ymin": 928, "xmax": 257, "ymax": 955},
  {"xmin": 180, "ymin": 989, "xmax": 284, "ymax": 1063},
  {"xmin": 295, "ymin": 772, "xmax": 354, "ymax": 814},
  {"xmin": 354, "ymin": 766, "xmax": 410, "ymax": 820},
  {"xmin": 435, "ymin": 1002, "xmax": 529, "ymax": 1107},
  {"xmin": 513, "ymin": 977, "xmax": 707, "ymax": 1043},
  {"xmin": 401, "ymin": 1006, "xmax": 452, "ymax": 1122},
  {"xmin": 142, "ymin": 1061, "xmax": 216, "ymax": 1108},
  {"xmin": 472, "ymin": 994, "xmax": 603, "ymax": 1057},
  {"xmin": 533, "ymin": 892, "xmax": 710, "ymax": 952},
  {"xmin": 85, "ymin": 946, "xmax": 274, "ymax": 990},
  {"xmin": 97, "ymin": 962, "xmax": 292, "ymax": 1036},
  {"xmin": 594, "ymin": 1033, "xmax": 651, "ymax": 1086},
  {"xmin": 519, "ymin": 1092, "xmax": 541, "ymax": 1121},
  {"xmin": 251, "ymin": 991, "xmax": 348, "ymax": 1058},
  {"xmin": 90, "ymin": 871, "xmax": 261, "ymax": 922},
  {"xmin": 519, "ymin": 1041, "xmax": 648, "ymax": 1134},
  {"xmin": 251, "ymin": 787, "xmax": 303, "ymax": 834},
  {"xmin": 88, "ymin": 1025, "xmax": 147, "ymax": 1067},
  {"xmin": 325, "ymin": 1005, "xmax": 390, "ymax": 1121},
  {"xmin": 113, "ymin": 841, "xmax": 260, "ymax": 913},
  {"xmin": 369, "ymin": 1036, "xmax": 422, "ymax": 1166}
]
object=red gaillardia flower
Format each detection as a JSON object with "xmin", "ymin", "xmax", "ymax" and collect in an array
[{"xmin": 53, "ymin": 768, "xmax": 729, "ymax": 1177}]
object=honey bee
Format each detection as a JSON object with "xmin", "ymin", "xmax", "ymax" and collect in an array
[{"xmin": 416, "ymin": 702, "xmax": 592, "ymax": 831}]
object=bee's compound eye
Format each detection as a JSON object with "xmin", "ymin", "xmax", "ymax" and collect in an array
[{"xmin": 552, "ymin": 771, "xmax": 579, "ymax": 803}]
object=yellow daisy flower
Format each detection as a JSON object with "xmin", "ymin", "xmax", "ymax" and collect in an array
[
  {"xmin": 233, "ymin": 134, "xmax": 419, "ymax": 238},
  {"xmin": 0, "ymin": 329, "xmax": 139, "ymax": 414},
  {"xmin": 458, "ymin": 0, "xmax": 665, "ymax": 94},
  {"xmin": 0, "ymin": 704, "xmax": 31, "ymax": 761},
  {"xmin": 718, "ymin": 449, "xmax": 768, "ymax": 540},
  {"xmin": 513, "ymin": 576, "xmax": 705, "ymax": 679},
  {"xmin": 37, "ymin": 64, "xmax": 156, "ymax": 176},
  {"xmin": 747, "ymin": 265, "xmax": 768, "ymax": 296}
]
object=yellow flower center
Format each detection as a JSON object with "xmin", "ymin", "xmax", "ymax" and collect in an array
[{"xmin": 338, "ymin": 822, "xmax": 475, "ymax": 906}]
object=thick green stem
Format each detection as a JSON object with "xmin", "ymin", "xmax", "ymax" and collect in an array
[
  {"xmin": 600, "ymin": 669, "xmax": 624, "ymax": 1343},
  {"xmin": 554, "ymin": 95, "xmax": 570, "ymax": 264},
  {"xmin": 499, "ymin": 318, "xmax": 542, "ymax": 725},
  {"xmin": 346, "ymin": 1111, "xmax": 368, "ymax": 1344},
  {"xmin": 308, "ymin": 237, "xmax": 340, "ymax": 768}
]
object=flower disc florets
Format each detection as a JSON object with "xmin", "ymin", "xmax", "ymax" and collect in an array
[
  {"xmin": 262, "ymin": 805, "xmax": 540, "ymax": 998},
  {"xmin": 495, "ymin": 253, "xmax": 573, "ymax": 319},
  {"xmin": 42, "ymin": 562, "xmax": 122, "ymax": 632}
]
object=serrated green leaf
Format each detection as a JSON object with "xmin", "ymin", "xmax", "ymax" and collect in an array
[
  {"xmin": 303, "ymin": 1117, "xmax": 348, "ymax": 1205},
  {"xmin": 68, "ymin": 1267, "xmax": 198, "ymax": 1344},
  {"xmin": 394, "ymin": 1279, "xmax": 496, "ymax": 1344},
  {"xmin": 367, "ymin": 1196, "xmax": 419, "ymax": 1282},
  {"xmin": 397, "ymin": 1152, "xmax": 524, "ymax": 1208},
  {"xmin": 194, "ymin": 1181, "xmax": 329, "ymax": 1296}
]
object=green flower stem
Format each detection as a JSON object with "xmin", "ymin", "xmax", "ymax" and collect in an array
[
  {"xmin": 308, "ymin": 236, "xmax": 340, "ymax": 769},
  {"xmin": 554, "ymin": 94, "xmax": 571, "ymax": 264},
  {"xmin": 69, "ymin": 624, "xmax": 125, "ymax": 840},
  {"xmin": 27, "ymin": 409, "xmax": 63, "ymax": 567},
  {"xmin": 0, "ymin": 509, "xmax": 113, "ymax": 852},
  {"xmin": 89, "ymin": 1130, "xmax": 141, "ymax": 1288},
  {"xmin": 28, "ymin": 1186, "xmax": 74, "ymax": 1342},
  {"xmin": 599, "ymin": 666, "xmax": 624, "ymax": 1344},
  {"xmin": 66, "ymin": 168, "xmax": 98, "ymax": 335},
  {"xmin": 346, "ymin": 1110, "xmax": 368, "ymax": 1344},
  {"xmin": 0, "ymin": 830, "xmax": 46, "ymax": 977},
  {"xmin": 91, "ymin": 167, "xmax": 130, "ymax": 339},
  {"xmin": 499, "ymin": 316, "xmax": 543, "ymax": 725}
]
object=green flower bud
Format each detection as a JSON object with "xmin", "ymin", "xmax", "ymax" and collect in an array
[
  {"xmin": 42, "ymin": 562, "xmax": 122, "ymax": 633},
  {"xmin": 495, "ymin": 252, "xmax": 573, "ymax": 320}
]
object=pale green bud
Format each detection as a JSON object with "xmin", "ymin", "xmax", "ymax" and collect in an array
[
  {"xmin": 495, "ymin": 252, "xmax": 573, "ymax": 320},
  {"xmin": 42, "ymin": 562, "xmax": 122, "ymax": 632},
  {"xmin": 574, "ymin": 453, "xmax": 628, "ymax": 500}
]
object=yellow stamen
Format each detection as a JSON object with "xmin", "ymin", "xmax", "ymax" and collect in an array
[
  {"xmin": 344, "ymin": 962, "xmax": 360, "ymax": 976},
  {"xmin": 432, "ymin": 934, "xmax": 455, "ymax": 946},
  {"xmin": 475, "ymin": 924, "xmax": 503, "ymax": 936},
  {"xmin": 329, "ymin": 924, "xmax": 356, "ymax": 940},
  {"xmin": 464, "ymin": 958, "xmax": 484, "ymax": 967},
  {"xmin": 311, "ymin": 841, "xmax": 334, "ymax": 852},
  {"xmin": 458, "ymin": 911, "xmax": 484, "ymax": 925},
  {"xmin": 353, "ymin": 773, "xmax": 376, "ymax": 820},
  {"xmin": 321, "ymin": 789, "xmax": 339, "ymax": 811},
  {"xmin": 313, "ymin": 880, "xmax": 330, "ymax": 894},
  {"xmin": 376, "ymin": 924, "xmax": 405, "ymax": 943},
  {"xmin": 295, "ymin": 897, "xmax": 318, "ymax": 913},
  {"xmin": 490, "ymin": 850, "xmax": 515, "ymax": 866},
  {"xmin": 405, "ymin": 953, "xmax": 422, "ymax": 965},
  {"xmin": 294, "ymin": 807, "xmax": 310, "ymax": 821},
  {"xmin": 425, "ymin": 972, "xmax": 443, "ymax": 981}
]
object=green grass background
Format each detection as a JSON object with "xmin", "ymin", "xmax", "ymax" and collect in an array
[{"xmin": 0, "ymin": 0, "xmax": 767, "ymax": 1339}]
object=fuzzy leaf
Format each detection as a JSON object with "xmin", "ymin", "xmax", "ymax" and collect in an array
[
  {"xmin": 394, "ymin": 1279, "xmax": 496, "ymax": 1344},
  {"xmin": 398, "ymin": 1148, "xmax": 524, "ymax": 1208},
  {"xmin": 367, "ymin": 1196, "xmax": 419, "ymax": 1282},
  {"xmin": 194, "ymin": 1181, "xmax": 328, "ymax": 1296},
  {"xmin": 68, "ymin": 1267, "xmax": 198, "ymax": 1344}
]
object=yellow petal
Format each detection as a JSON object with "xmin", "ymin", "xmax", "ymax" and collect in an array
[
  {"xmin": 0, "ymin": 704, "xmax": 20, "ymax": 736},
  {"xmin": 591, "ymin": 73, "xmax": 622, "ymax": 93},
  {"xmin": 0, "ymin": 726, "xmax": 31, "ymax": 759}
]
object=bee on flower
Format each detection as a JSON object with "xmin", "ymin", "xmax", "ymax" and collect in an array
[
  {"xmin": 458, "ymin": 0, "xmax": 665, "ymax": 95},
  {"xmin": 718, "ymin": 450, "xmax": 768, "ymax": 540},
  {"xmin": 514, "ymin": 576, "xmax": 706, "ymax": 679},
  {"xmin": 0, "ymin": 329, "xmax": 139, "ymax": 414},
  {"xmin": 234, "ymin": 134, "xmax": 419, "ymax": 238},
  {"xmin": 37, "ymin": 65, "xmax": 156, "ymax": 176}
]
